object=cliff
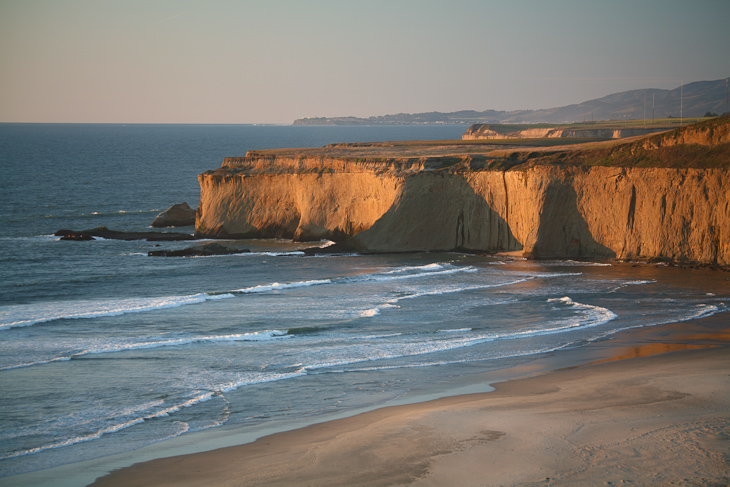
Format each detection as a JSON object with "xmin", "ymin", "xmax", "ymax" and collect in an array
[
  {"xmin": 462, "ymin": 123, "xmax": 674, "ymax": 140},
  {"xmin": 197, "ymin": 117, "xmax": 730, "ymax": 265}
]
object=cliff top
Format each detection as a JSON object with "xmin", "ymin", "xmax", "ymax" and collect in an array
[
  {"xmin": 462, "ymin": 119, "xmax": 680, "ymax": 138},
  {"xmin": 215, "ymin": 116, "xmax": 730, "ymax": 175},
  {"xmin": 527, "ymin": 115, "xmax": 730, "ymax": 169}
]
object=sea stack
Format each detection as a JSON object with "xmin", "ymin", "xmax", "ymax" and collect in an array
[{"xmin": 152, "ymin": 202, "xmax": 197, "ymax": 228}]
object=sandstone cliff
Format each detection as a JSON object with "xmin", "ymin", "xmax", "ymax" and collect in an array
[
  {"xmin": 462, "ymin": 124, "xmax": 674, "ymax": 140},
  {"xmin": 196, "ymin": 117, "xmax": 730, "ymax": 265}
]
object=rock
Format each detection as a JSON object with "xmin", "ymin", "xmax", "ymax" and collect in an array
[
  {"xmin": 152, "ymin": 202, "xmax": 197, "ymax": 228},
  {"xmin": 55, "ymin": 227, "xmax": 195, "ymax": 241},
  {"xmin": 148, "ymin": 242, "xmax": 249, "ymax": 257},
  {"xmin": 57, "ymin": 231, "xmax": 95, "ymax": 241}
]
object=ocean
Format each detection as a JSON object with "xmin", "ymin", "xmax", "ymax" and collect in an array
[{"xmin": 0, "ymin": 123, "xmax": 728, "ymax": 483}]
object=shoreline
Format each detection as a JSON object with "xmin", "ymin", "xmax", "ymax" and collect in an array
[
  {"xmin": 0, "ymin": 312, "xmax": 730, "ymax": 487},
  {"xmin": 3, "ymin": 312, "xmax": 728, "ymax": 487},
  {"xmin": 87, "ymin": 314, "xmax": 730, "ymax": 487}
]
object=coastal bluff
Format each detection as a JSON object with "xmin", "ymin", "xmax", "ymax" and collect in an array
[
  {"xmin": 462, "ymin": 123, "xmax": 673, "ymax": 140},
  {"xmin": 196, "ymin": 117, "xmax": 730, "ymax": 265}
]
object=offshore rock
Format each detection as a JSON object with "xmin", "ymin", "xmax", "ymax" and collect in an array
[
  {"xmin": 55, "ymin": 227, "xmax": 195, "ymax": 241},
  {"xmin": 57, "ymin": 231, "xmax": 95, "ymax": 241},
  {"xmin": 148, "ymin": 242, "xmax": 249, "ymax": 257},
  {"xmin": 152, "ymin": 202, "xmax": 197, "ymax": 227}
]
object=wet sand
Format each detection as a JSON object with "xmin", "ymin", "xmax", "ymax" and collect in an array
[{"xmin": 89, "ymin": 315, "xmax": 730, "ymax": 487}]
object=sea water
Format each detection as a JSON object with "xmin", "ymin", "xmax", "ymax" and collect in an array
[{"xmin": 0, "ymin": 124, "xmax": 728, "ymax": 480}]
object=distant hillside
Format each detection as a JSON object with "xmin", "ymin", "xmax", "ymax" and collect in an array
[{"xmin": 293, "ymin": 78, "xmax": 729, "ymax": 125}]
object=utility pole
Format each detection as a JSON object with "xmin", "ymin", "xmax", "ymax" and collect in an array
[
  {"xmin": 644, "ymin": 91, "xmax": 646, "ymax": 128},
  {"xmin": 652, "ymin": 93, "xmax": 655, "ymax": 123},
  {"xmin": 680, "ymin": 81, "xmax": 683, "ymax": 126},
  {"xmin": 726, "ymin": 78, "xmax": 728, "ymax": 115}
]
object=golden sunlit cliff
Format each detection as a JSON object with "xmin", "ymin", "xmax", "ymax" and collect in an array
[{"xmin": 196, "ymin": 117, "xmax": 730, "ymax": 265}]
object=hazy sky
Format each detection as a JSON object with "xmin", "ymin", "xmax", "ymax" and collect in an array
[{"xmin": 1, "ymin": 0, "xmax": 729, "ymax": 124}]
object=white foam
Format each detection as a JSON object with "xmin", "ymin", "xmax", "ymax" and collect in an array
[
  {"xmin": 552, "ymin": 260, "xmax": 613, "ymax": 267},
  {"xmin": 381, "ymin": 263, "xmax": 445, "ymax": 275},
  {"xmin": 606, "ymin": 279, "xmax": 658, "ymax": 293},
  {"xmin": 548, "ymin": 296, "xmax": 575, "ymax": 305},
  {"xmin": 0, "ymin": 355, "xmax": 72, "ymax": 371},
  {"xmin": 0, "ymin": 392, "xmax": 215, "ymax": 460},
  {"xmin": 623, "ymin": 279, "xmax": 657, "ymax": 285},
  {"xmin": 232, "ymin": 279, "xmax": 331, "ymax": 294},
  {"xmin": 190, "ymin": 251, "xmax": 306, "ymax": 258},
  {"xmin": 391, "ymin": 277, "xmax": 535, "ymax": 303},
  {"xmin": 535, "ymin": 272, "xmax": 583, "ymax": 278},
  {"xmin": 587, "ymin": 304, "xmax": 724, "ymax": 343},
  {"xmin": 216, "ymin": 369, "xmax": 308, "ymax": 393},
  {"xmin": 81, "ymin": 209, "xmax": 158, "ymax": 217},
  {"xmin": 86, "ymin": 330, "xmax": 291, "ymax": 354},
  {"xmin": 358, "ymin": 308, "xmax": 380, "ymax": 318},
  {"xmin": 540, "ymin": 296, "xmax": 618, "ymax": 334},
  {"xmin": 0, "ymin": 331, "xmax": 291, "ymax": 370},
  {"xmin": 252, "ymin": 251, "xmax": 306, "ymax": 257},
  {"xmin": 365, "ymin": 266, "xmax": 478, "ymax": 282},
  {"xmin": 0, "ymin": 293, "xmax": 235, "ymax": 330},
  {"xmin": 352, "ymin": 332, "xmax": 403, "ymax": 340},
  {"xmin": 656, "ymin": 304, "xmax": 720, "ymax": 323},
  {"xmin": 341, "ymin": 343, "xmax": 575, "ymax": 374},
  {"xmin": 315, "ymin": 299, "xmax": 616, "ymax": 367}
]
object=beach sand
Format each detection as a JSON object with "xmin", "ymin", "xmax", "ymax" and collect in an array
[{"xmin": 89, "ymin": 316, "xmax": 730, "ymax": 487}]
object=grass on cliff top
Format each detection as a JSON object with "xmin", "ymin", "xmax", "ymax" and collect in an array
[
  {"xmin": 258, "ymin": 137, "xmax": 613, "ymax": 159},
  {"xmin": 523, "ymin": 116, "xmax": 730, "ymax": 169},
  {"xmin": 528, "ymin": 143, "xmax": 730, "ymax": 169}
]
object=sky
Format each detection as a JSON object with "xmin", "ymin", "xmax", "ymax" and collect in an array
[{"xmin": 1, "ymin": 0, "xmax": 729, "ymax": 124}]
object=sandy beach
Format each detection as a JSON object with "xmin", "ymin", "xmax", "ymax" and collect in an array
[{"xmin": 89, "ymin": 316, "xmax": 730, "ymax": 487}]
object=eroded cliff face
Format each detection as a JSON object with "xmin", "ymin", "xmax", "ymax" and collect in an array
[
  {"xmin": 462, "ymin": 125, "xmax": 671, "ymax": 140},
  {"xmin": 197, "ymin": 158, "xmax": 404, "ymax": 241},
  {"xmin": 197, "ymin": 160, "xmax": 729, "ymax": 265},
  {"xmin": 509, "ymin": 166, "xmax": 729, "ymax": 263}
]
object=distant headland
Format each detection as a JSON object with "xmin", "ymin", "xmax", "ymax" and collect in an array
[{"xmin": 293, "ymin": 78, "xmax": 729, "ymax": 125}]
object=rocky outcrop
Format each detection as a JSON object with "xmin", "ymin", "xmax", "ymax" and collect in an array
[
  {"xmin": 196, "ymin": 119, "xmax": 730, "ymax": 265},
  {"xmin": 148, "ymin": 242, "xmax": 249, "ymax": 257},
  {"xmin": 55, "ymin": 227, "xmax": 194, "ymax": 241},
  {"xmin": 152, "ymin": 202, "xmax": 197, "ymax": 227}
]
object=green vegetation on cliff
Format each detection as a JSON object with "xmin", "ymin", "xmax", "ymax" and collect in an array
[{"xmin": 522, "ymin": 115, "xmax": 730, "ymax": 169}]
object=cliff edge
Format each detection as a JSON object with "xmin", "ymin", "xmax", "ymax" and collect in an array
[
  {"xmin": 196, "ymin": 117, "xmax": 730, "ymax": 265},
  {"xmin": 462, "ymin": 123, "xmax": 674, "ymax": 140}
]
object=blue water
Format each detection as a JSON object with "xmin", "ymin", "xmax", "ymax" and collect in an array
[{"xmin": 0, "ymin": 123, "xmax": 728, "ymax": 480}]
